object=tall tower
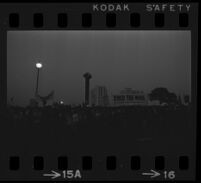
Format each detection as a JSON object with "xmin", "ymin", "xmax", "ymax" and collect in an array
[{"xmin": 83, "ymin": 72, "xmax": 92, "ymax": 106}]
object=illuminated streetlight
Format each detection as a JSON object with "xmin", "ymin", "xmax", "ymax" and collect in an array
[
  {"xmin": 35, "ymin": 62, "xmax": 43, "ymax": 96},
  {"xmin": 36, "ymin": 62, "xmax": 43, "ymax": 69}
]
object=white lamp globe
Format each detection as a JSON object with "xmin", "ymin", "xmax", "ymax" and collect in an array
[{"xmin": 36, "ymin": 62, "xmax": 43, "ymax": 69}]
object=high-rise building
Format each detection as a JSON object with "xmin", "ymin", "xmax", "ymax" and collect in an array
[{"xmin": 91, "ymin": 86, "xmax": 109, "ymax": 106}]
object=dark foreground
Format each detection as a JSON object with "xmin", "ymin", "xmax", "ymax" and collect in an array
[
  {"xmin": 0, "ymin": 105, "xmax": 196, "ymax": 180},
  {"xmin": 0, "ymin": 105, "xmax": 195, "ymax": 154}
]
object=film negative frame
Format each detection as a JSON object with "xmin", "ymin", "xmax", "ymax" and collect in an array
[{"xmin": 0, "ymin": 0, "xmax": 199, "ymax": 182}]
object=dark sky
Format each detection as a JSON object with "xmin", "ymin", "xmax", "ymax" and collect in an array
[{"xmin": 7, "ymin": 31, "xmax": 191, "ymax": 106}]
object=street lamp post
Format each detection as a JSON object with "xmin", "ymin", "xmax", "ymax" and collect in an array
[{"xmin": 35, "ymin": 62, "xmax": 43, "ymax": 96}]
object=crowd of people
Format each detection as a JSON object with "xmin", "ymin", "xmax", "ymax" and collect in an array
[
  {"xmin": 1, "ymin": 104, "xmax": 191, "ymax": 131},
  {"xmin": 0, "ymin": 103, "xmax": 193, "ymax": 153}
]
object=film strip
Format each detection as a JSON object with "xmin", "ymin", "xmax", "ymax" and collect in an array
[
  {"xmin": 0, "ymin": 1, "xmax": 199, "ymax": 182},
  {"xmin": 0, "ymin": 4, "xmax": 196, "ymax": 29}
]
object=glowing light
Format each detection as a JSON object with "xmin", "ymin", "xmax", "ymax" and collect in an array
[
  {"xmin": 60, "ymin": 101, "xmax": 64, "ymax": 104},
  {"xmin": 36, "ymin": 62, "xmax": 43, "ymax": 69}
]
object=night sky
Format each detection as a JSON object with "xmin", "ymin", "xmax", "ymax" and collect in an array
[{"xmin": 7, "ymin": 31, "xmax": 191, "ymax": 106}]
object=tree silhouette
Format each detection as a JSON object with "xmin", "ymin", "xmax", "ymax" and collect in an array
[
  {"xmin": 168, "ymin": 92, "xmax": 178, "ymax": 104},
  {"xmin": 149, "ymin": 87, "xmax": 178, "ymax": 105}
]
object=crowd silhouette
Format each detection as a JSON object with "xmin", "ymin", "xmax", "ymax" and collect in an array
[
  {"xmin": 2, "ymin": 104, "xmax": 191, "ymax": 134},
  {"xmin": 0, "ymin": 102, "xmax": 193, "ymax": 154}
]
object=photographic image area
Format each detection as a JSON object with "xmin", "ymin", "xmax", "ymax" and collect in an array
[{"xmin": 3, "ymin": 31, "xmax": 194, "ymax": 161}]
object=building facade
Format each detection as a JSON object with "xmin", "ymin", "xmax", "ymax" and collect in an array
[
  {"xmin": 112, "ymin": 88, "xmax": 148, "ymax": 106},
  {"xmin": 91, "ymin": 86, "xmax": 109, "ymax": 106}
]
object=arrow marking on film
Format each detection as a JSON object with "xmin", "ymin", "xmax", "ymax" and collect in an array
[
  {"xmin": 43, "ymin": 170, "xmax": 61, "ymax": 179},
  {"xmin": 142, "ymin": 169, "xmax": 160, "ymax": 178}
]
